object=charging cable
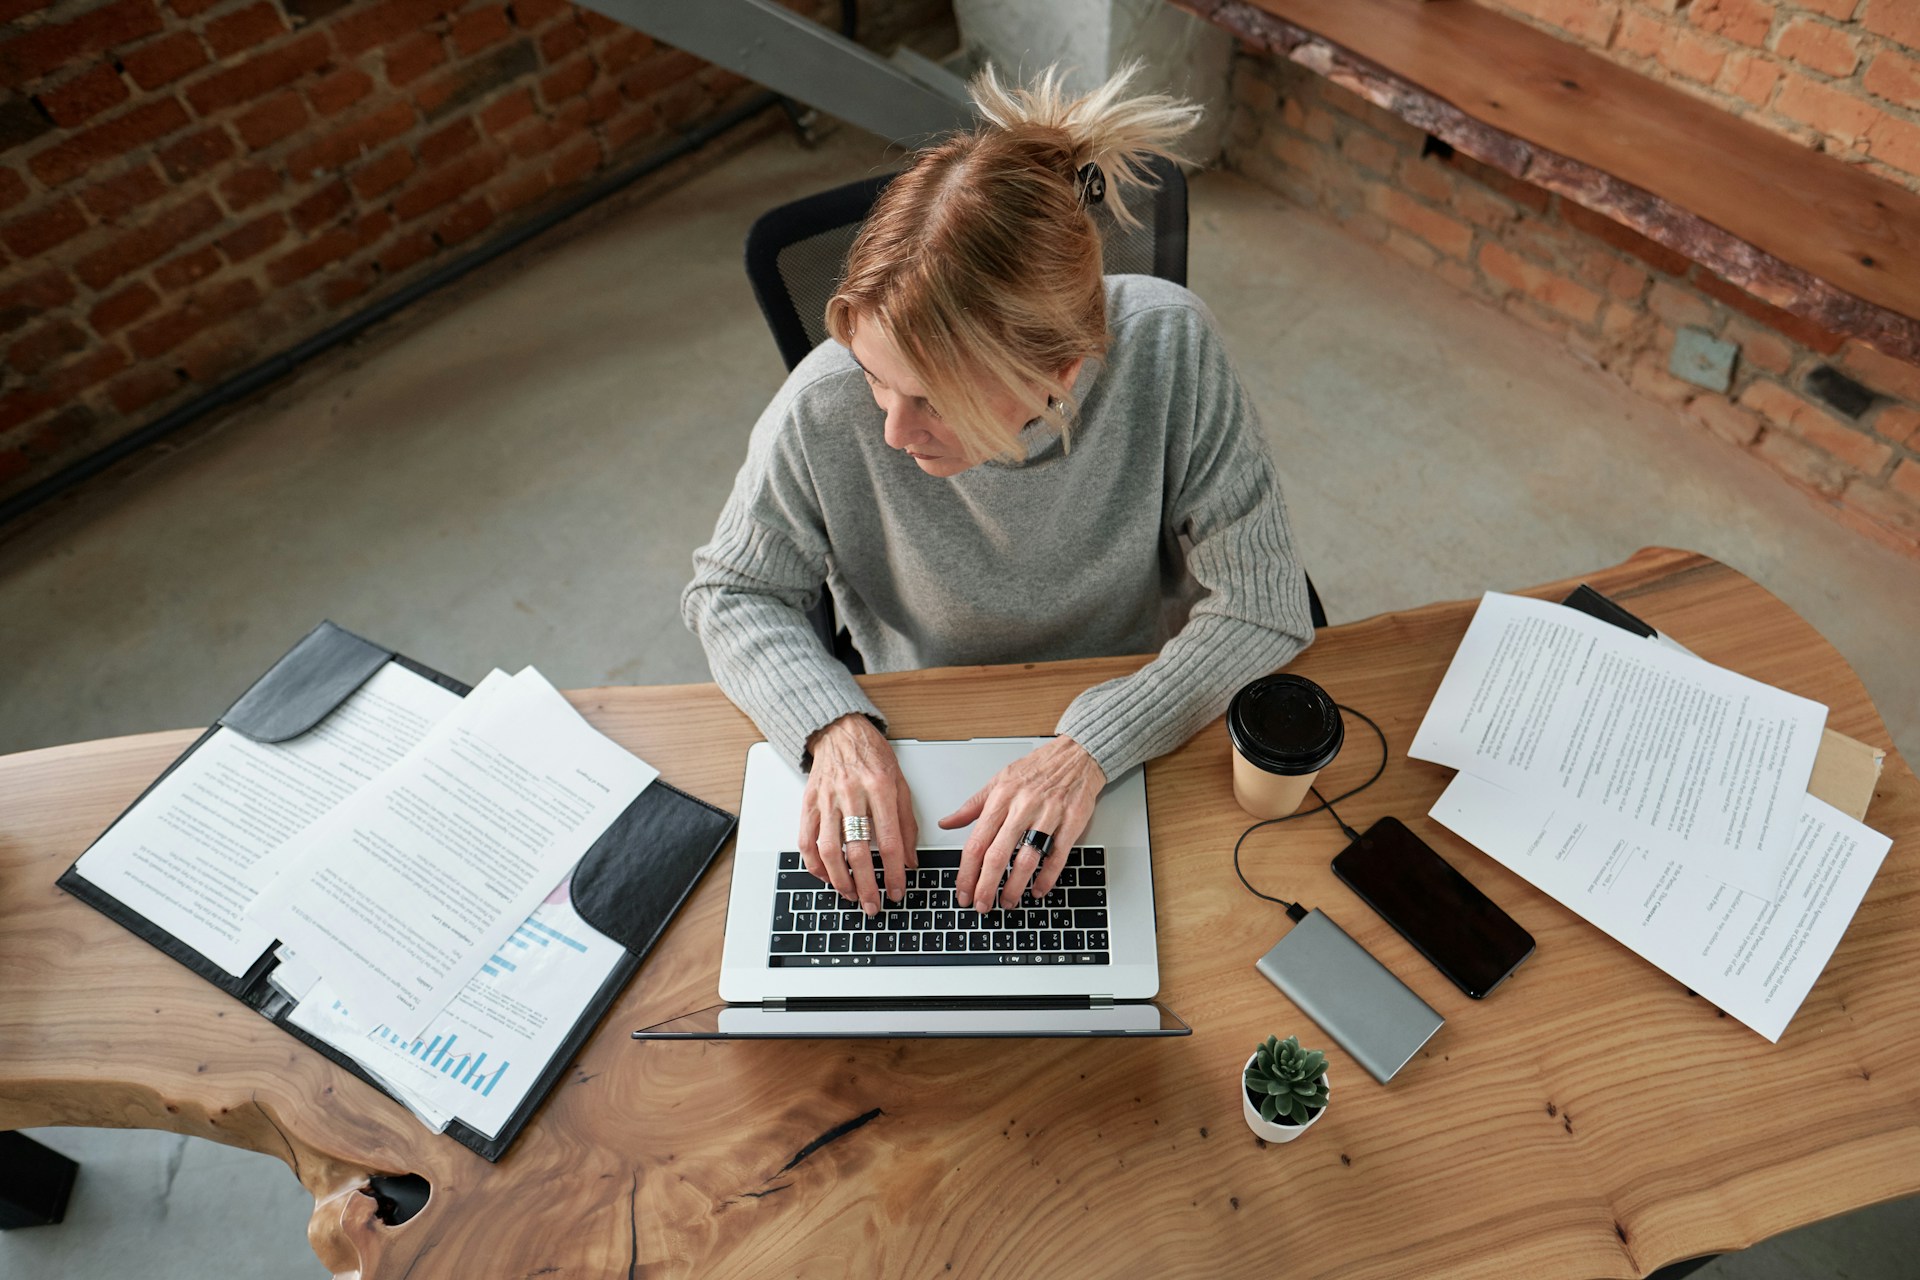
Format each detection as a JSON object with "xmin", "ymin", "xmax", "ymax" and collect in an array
[{"xmin": 1232, "ymin": 702, "xmax": 1388, "ymax": 922}]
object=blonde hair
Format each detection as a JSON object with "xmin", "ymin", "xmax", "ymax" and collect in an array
[{"xmin": 825, "ymin": 63, "xmax": 1202, "ymax": 463}]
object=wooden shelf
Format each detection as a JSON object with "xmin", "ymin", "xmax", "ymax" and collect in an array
[{"xmin": 1180, "ymin": 0, "xmax": 1920, "ymax": 361}]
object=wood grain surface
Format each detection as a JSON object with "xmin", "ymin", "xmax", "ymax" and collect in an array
[
  {"xmin": 1176, "ymin": 0, "xmax": 1920, "ymax": 361},
  {"xmin": 2, "ymin": 549, "xmax": 1916, "ymax": 1279}
]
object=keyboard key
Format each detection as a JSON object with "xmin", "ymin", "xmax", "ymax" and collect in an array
[
  {"xmin": 915, "ymin": 868, "xmax": 942, "ymax": 889},
  {"xmin": 1069, "ymin": 888, "xmax": 1106, "ymax": 907},
  {"xmin": 906, "ymin": 889, "xmax": 929, "ymax": 910},
  {"xmin": 918, "ymin": 849, "xmax": 962, "ymax": 868},
  {"xmin": 940, "ymin": 870, "xmax": 959, "ymax": 889},
  {"xmin": 1039, "ymin": 930, "xmax": 1062, "ymax": 950},
  {"xmin": 934, "ymin": 910, "xmax": 956, "ymax": 931},
  {"xmin": 1076, "ymin": 909, "xmax": 1107, "ymax": 929},
  {"xmin": 1044, "ymin": 887, "xmax": 1067, "ymax": 907},
  {"xmin": 829, "ymin": 933, "xmax": 850, "ymax": 952},
  {"xmin": 1082, "ymin": 847, "xmax": 1104, "ymax": 865},
  {"xmin": 794, "ymin": 911, "xmax": 818, "ymax": 932},
  {"xmin": 1004, "ymin": 908, "xmax": 1026, "ymax": 929},
  {"xmin": 1080, "ymin": 866, "xmax": 1105, "ymax": 886},
  {"xmin": 1088, "ymin": 930, "xmax": 1109, "ymax": 950},
  {"xmin": 1072, "ymin": 952, "xmax": 1107, "ymax": 965},
  {"xmin": 778, "ymin": 871, "xmax": 825, "ymax": 890},
  {"xmin": 1064, "ymin": 930, "xmax": 1085, "ymax": 950},
  {"xmin": 770, "ymin": 933, "xmax": 803, "ymax": 953},
  {"xmin": 853, "ymin": 933, "xmax": 873, "ymax": 953},
  {"xmin": 772, "ymin": 907, "xmax": 794, "ymax": 932},
  {"xmin": 1056, "ymin": 867, "xmax": 1077, "ymax": 887},
  {"xmin": 804, "ymin": 934, "xmax": 826, "ymax": 953},
  {"xmin": 968, "ymin": 933, "xmax": 991, "ymax": 952},
  {"xmin": 840, "ymin": 911, "xmax": 864, "ymax": 931},
  {"xmin": 911, "ymin": 911, "xmax": 933, "ymax": 931},
  {"xmin": 980, "ymin": 909, "xmax": 1004, "ymax": 929},
  {"xmin": 899, "ymin": 933, "xmax": 920, "ymax": 952},
  {"xmin": 779, "ymin": 851, "xmax": 801, "ymax": 870},
  {"xmin": 1050, "ymin": 909, "xmax": 1073, "ymax": 929},
  {"xmin": 992, "ymin": 932, "xmax": 1014, "ymax": 951},
  {"xmin": 888, "ymin": 911, "xmax": 911, "ymax": 931},
  {"xmin": 1016, "ymin": 930, "xmax": 1038, "ymax": 951},
  {"xmin": 876, "ymin": 933, "xmax": 897, "ymax": 952}
]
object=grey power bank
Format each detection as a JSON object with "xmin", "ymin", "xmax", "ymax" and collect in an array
[{"xmin": 1255, "ymin": 909, "xmax": 1445, "ymax": 1083}]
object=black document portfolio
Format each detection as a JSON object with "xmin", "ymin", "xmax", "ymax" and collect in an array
[{"xmin": 57, "ymin": 621, "xmax": 736, "ymax": 1162}]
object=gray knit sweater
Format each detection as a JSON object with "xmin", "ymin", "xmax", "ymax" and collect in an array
[{"xmin": 682, "ymin": 274, "xmax": 1313, "ymax": 779}]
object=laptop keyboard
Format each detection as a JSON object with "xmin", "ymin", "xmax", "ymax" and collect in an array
[{"xmin": 767, "ymin": 847, "xmax": 1110, "ymax": 967}]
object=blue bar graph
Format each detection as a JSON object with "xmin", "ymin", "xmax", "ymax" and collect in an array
[
  {"xmin": 520, "ymin": 918, "xmax": 591, "ymax": 953},
  {"xmin": 326, "ymin": 995, "xmax": 515, "ymax": 1105}
]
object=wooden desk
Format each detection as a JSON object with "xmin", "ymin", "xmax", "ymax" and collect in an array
[{"xmin": 2, "ymin": 548, "xmax": 1916, "ymax": 1278}]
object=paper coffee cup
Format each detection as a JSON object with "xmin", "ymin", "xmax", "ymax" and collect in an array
[{"xmin": 1227, "ymin": 674, "xmax": 1344, "ymax": 819}]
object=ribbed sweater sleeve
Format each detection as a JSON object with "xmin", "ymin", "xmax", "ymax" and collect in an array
[
  {"xmin": 680, "ymin": 365, "xmax": 886, "ymax": 770},
  {"xmin": 1055, "ymin": 307, "xmax": 1314, "ymax": 780}
]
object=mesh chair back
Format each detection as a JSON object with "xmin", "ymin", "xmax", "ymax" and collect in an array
[{"xmin": 745, "ymin": 154, "xmax": 1189, "ymax": 373}]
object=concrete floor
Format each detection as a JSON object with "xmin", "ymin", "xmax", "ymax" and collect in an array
[{"xmin": 4, "ymin": 121, "xmax": 1917, "ymax": 1279}]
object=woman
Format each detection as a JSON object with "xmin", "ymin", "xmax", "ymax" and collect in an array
[{"xmin": 683, "ymin": 65, "xmax": 1313, "ymax": 922}]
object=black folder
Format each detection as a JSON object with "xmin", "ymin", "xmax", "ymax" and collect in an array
[{"xmin": 57, "ymin": 620, "xmax": 736, "ymax": 1162}]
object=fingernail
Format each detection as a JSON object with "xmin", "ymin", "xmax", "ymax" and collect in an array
[
  {"xmin": 864, "ymin": 901, "xmax": 878, "ymax": 915},
  {"xmin": 956, "ymin": 891, "xmax": 970, "ymax": 906}
]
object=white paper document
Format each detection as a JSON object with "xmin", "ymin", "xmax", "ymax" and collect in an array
[
  {"xmin": 1431, "ymin": 773, "xmax": 1891, "ymax": 1041},
  {"xmin": 74, "ymin": 663, "xmax": 462, "ymax": 975},
  {"xmin": 1411, "ymin": 593, "xmax": 1827, "ymax": 896},
  {"xmin": 247, "ymin": 667, "xmax": 653, "ymax": 1039},
  {"xmin": 287, "ymin": 878, "xmax": 622, "ymax": 1138}
]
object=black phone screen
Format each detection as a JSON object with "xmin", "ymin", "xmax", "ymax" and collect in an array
[{"xmin": 1330, "ymin": 817, "xmax": 1534, "ymax": 999}]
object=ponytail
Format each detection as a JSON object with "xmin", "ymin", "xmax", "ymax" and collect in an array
[{"xmin": 826, "ymin": 64, "xmax": 1203, "ymax": 463}]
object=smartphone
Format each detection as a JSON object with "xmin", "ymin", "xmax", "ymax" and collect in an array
[{"xmin": 1331, "ymin": 817, "xmax": 1534, "ymax": 999}]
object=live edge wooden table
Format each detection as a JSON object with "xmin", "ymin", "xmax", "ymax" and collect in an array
[{"xmin": 3, "ymin": 548, "xmax": 1916, "ymax": 1279}]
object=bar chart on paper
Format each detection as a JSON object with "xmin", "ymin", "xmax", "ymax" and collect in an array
[
  {"xmin": 485, "ymin": 917, "xmax": 592, "ymax": 976},
  {"xmin": 327, "ymin": 1000, "xmax": 513, "ymax": 1099}
]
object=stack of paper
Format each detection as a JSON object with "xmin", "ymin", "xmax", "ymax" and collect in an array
[{"xmin": 1411, "ymin": 593, "xmax": 1891, "ymax": 1041}]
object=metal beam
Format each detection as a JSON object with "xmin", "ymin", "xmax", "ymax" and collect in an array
[{"xmin": 577, "ymin": 0, "xmax": 975, "ymax": 147}]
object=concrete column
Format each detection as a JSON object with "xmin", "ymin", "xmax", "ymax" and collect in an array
[{"xmin": 953, "ymin": 0, "xmax": 1233, "ymax": 159}]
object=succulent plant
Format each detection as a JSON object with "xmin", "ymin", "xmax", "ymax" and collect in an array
[{"xmin": 1245, "ymin": 1034, "xmax": 1329, "ymax": 1126}]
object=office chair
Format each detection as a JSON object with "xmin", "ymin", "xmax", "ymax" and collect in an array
[{"xmin": 743, "ymin": 153, "xmax": 1327, "ymax": 669}]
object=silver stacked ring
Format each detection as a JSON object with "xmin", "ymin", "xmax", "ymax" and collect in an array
[{"xmin": 841, "ymin": 815, "xmax": 873, "ymax": 846}]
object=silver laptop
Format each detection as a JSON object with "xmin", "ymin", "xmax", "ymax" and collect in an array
[{"xmin": 635, "ymin": 738, "xmax": 1188, "ymax": 1037}]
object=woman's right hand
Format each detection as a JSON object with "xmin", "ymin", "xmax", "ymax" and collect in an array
[{"xmin": 800, "ymin": 714, "xmax": 918, "ymax": 915}]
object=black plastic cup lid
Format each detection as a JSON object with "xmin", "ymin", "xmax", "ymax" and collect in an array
[{"xmin": 1227, "ymin": 674, "xmax": 1343, "ymax": 776}]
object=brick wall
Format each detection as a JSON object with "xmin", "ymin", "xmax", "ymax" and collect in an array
[
  {"xmin": 1224, "ymin": 54, "xmax": 1920, "ymax": 557},
  {"xmin": 0, "ymin": 0, "xmax": 953, "ymax": 507},
  {"xmin": 1474, "ymin": 0, "xmax": 1920, "ymax": 196}
]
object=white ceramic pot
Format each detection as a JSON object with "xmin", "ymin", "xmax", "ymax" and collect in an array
[{"xmin": 1242, "ymin": 1052, "xmax": 1329, "ymax": 1143}]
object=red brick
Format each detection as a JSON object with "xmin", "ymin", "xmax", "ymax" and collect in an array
[
  {"xmin": 6, "ymin": 318, "xmax": 88, "ymax": 376},
  {"xmin": 1692, "ymin": 268, "xmax": 1845, "ymax": 352},
  {"xmin": 1875, "ymin": 404, "xmax": 1920, "ymax": 445},
  {"xmin": 286, "ymin": 100, "xmax": 416, "ymax": 179},
  {"xmin": 176, "ymin": 324, "xmax": 259, "ymax": 382},
  {"xmin": 601, "ymin": 101, "xmax": 659, "ymax": 154},
  {"xmin": 577, "ymin": 9, "xmax": 616, "ymax": 37},
  {"xmin": 1, "ymin": 197, "xmax": 88, "ymax": 257},
  {"xmin": 1658, "ymin": 26, "xmax": 1727, "ymax": 85},
  {"xmin": 1686, "ymin": 394, "xmax": 1765, "ymax": 447},
  {"xmin": 308, "ymin": 66, "xmax": 374, "ymax": 116},
  {"xmin": 540, "ymin": 19, "xmax": 588, "ymax": 63},
  {"xmin": 78, "ymin": 162, "xmax": 163, "ymax": 220},
  {"xmin": 107, "ymin": 362, "xmax": 179, "ymax": 413},
  {"xmin": 479, "ymin": 87, "xmax": 534, "ymax": 135},
  {"xmin": 547, "ymin": 133, "xmax": 599, "ymax": 186},
  {"xmin": 73, "ymin": 192, "xmax": 221, "ymax": 290},
  {"xmin": 385, "ymin": 31, "xmax": 447, "ymax": 86},
  {"xmin": 0, "ymin": 167, "xmax": 26, "ymax": 214},
  {"xmin": 1724, "ymin": 317, "xmax": 1797, "ymax": 375},
  {"xmin": 451, "ymin": 4, "xmax": 513, "ymax": 56},
  {"xmin": 1895, "ymin": 457, "xmax": 1920, "ymax": 498},
  {"xmin": 1753, "ymin": 425, "xmax": 1847, "ymax": 496},
  {"xmin": 1838, "ymin": 338, "xmax": 1920, "ymax": 401},
  {"xmin": 39, "ymin": 63, "xmax": 132, "ymax": 127},
  {"xmin": 153, "ymin": 242, "xmax": 221, "ymax": 292},
  {"xmin": 1865, "ymin": 113, "xmax": 1920, "ymax": 180},
  {"xmin": 264, "ymin": 218, "xmax": 369, "ymax": 285},
  {"xmin": 89, "ymin": 282, "xmax": 159, "ymax": 334},
  {"xmin": 1775, "ymin": 73, "xmax": 1880, "ymax": 145},
  {"xmin": 1367, "ymin": 186, "xmax": 1475, "ymax": 259},
  {"xmin": 1796, "ymin": 0, "xmax": 1858, "ymax": 17},
  {"xmin": 1557, "ymin": 200, "xmax": 1691, "ymax": 275},
  {"xmin": 0, "ymin": 268, "xmax": 75, "ymax": 332},
  {"xmin": 1443, "ymin": 150, "xmax": 1551, "ymax": 214},
  {"xmin": 1648, "ymin": 279, "xmax": 1715, "ymax": 329},
  {"xmin": 182, "ymin": 31, "xmax": 330, "ymax": 115},
  {"xmin": 43, "ymin": 344, "xmax": 127, "ymax": 399},
  {"xmin": 1864, "ymin": 49, "xmax": 1920, "ymax": 110},
  {"xmin": 600, "ymin": 30, "xmax": 654, "ymax": 75},
  {"xmin": 489, "ymin": 164, "xmax": 551, "ymax": 213},
  {"xmin": 1863, "ymin": 0, "xmax": 1920, "ymax": 52},
  {"xmin": 419, "ymin": 117, "xmax": 480, "ymax": 166},
  {"xmin": 1742, "ymin": 377, "xmax": 1895, "ymax": 473},
  {"xmin": 1339, "ymin": 129, "xmax": 1398, "ymax": 176},
  {"xmin": 540, "ymin": 52, "xmax": 594, "ymax": 104},
  {"xmin": 230, "ymin": 91, "xmax": 304, "ymax": 151},
  {"xmin": 1479, "ymin": 241, "xmax": 1604, "ymax": 324},
  {"xmin": 349, "ymin": 145, "xmax": 415, "ymax": 198},
  {"xmin": 156, "ymin": 124, "xmax": 235, "ymax": 179},
  {"xmin": 127, "ymin": 277, "xmax": 261, "ymax": 359},
  {"xmin": 217, "ymin": 209, "xmax": 288, "ymax": 262},
  {"xmin": 332, "ymin": 0, "xmax": 462, "ymax": 58},
  {"xmin": 206, "ymin": 3, "xmax": 286, "ymax": 58},
  {"xmin": 121, "ymin": 30, "xmax": 207, "ymax": 90},
  {"xmin": 434, "ymin": 195, "xmax": 493, "ymax": 246},
  {"xmin": 220, "ymin": 162, "xmax": 282, "ymax": 211},
  {"xmin": 377, "ymin": 227, "xmax": 437, "ymax": 273},
  {"xmin": 290, "ymin": 178, "xmax": 351, "ymax": 232},
  {"xmin": 26, "ymin": 96, "xmax": 190, "ymax": 187},
  {"xmin": 170, "ymin": 0, "xmax": 223, "ymax": 17},
  {"xmin": 1690, "ymin": 0, "xmax": 1776, "ymax": 47},
  {"xmin": 392, "ymin": 146, "xmax": 504, "ymax": 220},
  {"xmin": 318, "ymin": 269, "xmax": 374, "ymax": 309},
  {"xmin": 1504, "ymin": 0, "xmax": 1621, "ymax": 44},
  {"xmin": 621, "ymin": 48, "xmax": 702, "ymax": 102},
  {"xmin": 0, "ymin": 0, "xmax": 164, "ymax": 86},
  {"xmin": 1776, "ymin": 17, "xmax": 1860, "ymax": 77},
  {"xmin": 1717, "ymin": 53, "xmax": 1782, "ymax": 107},
  {"xmin": 510, "ymin": 0, "xmax": 568, "ymax": 25}
]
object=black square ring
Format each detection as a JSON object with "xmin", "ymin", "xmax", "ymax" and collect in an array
[{"xmin": 1020, "ymin": 828, "xmax": 1054, "ymax": 857}]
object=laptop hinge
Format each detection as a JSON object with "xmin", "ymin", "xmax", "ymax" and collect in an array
[
  {"xmin": 1091, "ymin": 996, "xmax": 1114, "ymax": 1007},
  {"xmin": 763, "ymin": 998, "xmax": 787, "ymax": 1010}
]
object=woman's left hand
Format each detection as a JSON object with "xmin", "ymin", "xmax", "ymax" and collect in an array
[{"xmin": 939, "ymin": 736, "xmax": 1108, "ymax": 913}]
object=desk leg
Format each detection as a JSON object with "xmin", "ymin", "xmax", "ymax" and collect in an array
[{"xmin": 0, "ymin": 1133, "xmax": 79, "ymax": 1229}]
